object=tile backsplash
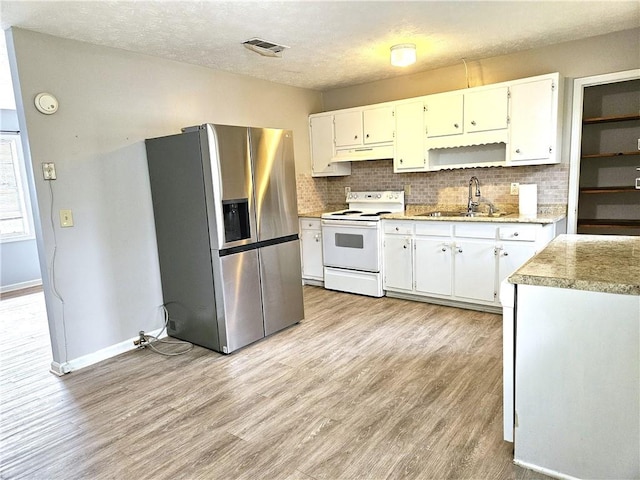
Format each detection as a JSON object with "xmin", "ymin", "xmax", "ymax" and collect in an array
[{"xmin": 297, "ymin": 160, "xmax": 569, "ymax": 213}]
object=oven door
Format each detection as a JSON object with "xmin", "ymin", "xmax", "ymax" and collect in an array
[{"xmin": 321, "ymin": 219, "xmax": 380, "ymax": 272}]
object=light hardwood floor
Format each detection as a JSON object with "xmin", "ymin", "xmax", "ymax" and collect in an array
[{"xmin": 0, "ymin": 286, "xmax": 552, "ymax": 480}]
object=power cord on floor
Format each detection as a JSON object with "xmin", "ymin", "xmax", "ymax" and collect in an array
[{"xmin": 136, "ymin": 305, "xmax": 194, "ymax": 356}]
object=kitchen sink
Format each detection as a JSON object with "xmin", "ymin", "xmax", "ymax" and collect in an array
[
  {"xmin": 417, "ymin": 210, "xmax": 509, "ymax": 218},
  {"xmin": 417, "ymin": 211, "xmax": 468, "ymax": 217}
]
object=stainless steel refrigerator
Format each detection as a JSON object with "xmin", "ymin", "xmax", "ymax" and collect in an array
[{"xmin": 145, "ymin": 124, "xmax": 304, "ymax": 353}]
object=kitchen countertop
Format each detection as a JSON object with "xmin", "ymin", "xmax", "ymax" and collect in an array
[
  {"xmin": 300, "ymin": 204, "xmax": 566, "ymax": 224},
  {"xmin": 509, "ymin": 234, "xmax": 640, "ymax": 295}
]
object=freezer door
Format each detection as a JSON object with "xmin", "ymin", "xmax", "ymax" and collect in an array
[
  {"xmin": 259, "ymin": 239, "xmax": 305, "ymax": 336},
  {"xmin": 215, "ymin": 248, "xmax": 265, "ymax": 353},
  {"xmin": 250, "ymin": 128, "xmax": 299, "ymax": 241},
  {"xmin": 201, "ymin": 124, "xmax": 258, "ymax": 249}
]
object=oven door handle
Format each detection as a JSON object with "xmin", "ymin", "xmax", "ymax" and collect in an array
[{"xmin": 321, "ymin": 219, "xmax": 378, "ymax": 228}]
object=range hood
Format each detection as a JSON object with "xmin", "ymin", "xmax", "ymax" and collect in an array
[{"xmin": 331, "ymin": 144, "xmax": 394, "ymax": 162}]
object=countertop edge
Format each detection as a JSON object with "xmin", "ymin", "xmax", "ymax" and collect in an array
[
  {"xmin": 299, "ymin": 211, "xmax": 567, "ymax": 224},
  {"xmin": 508, "ymin": 274, "xmax": 640, "ymax": 296}
]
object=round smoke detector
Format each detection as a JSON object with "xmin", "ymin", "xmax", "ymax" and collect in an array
[{"xmin": 34, "ymin": 92, "xmax": 59, "ymax": 115}]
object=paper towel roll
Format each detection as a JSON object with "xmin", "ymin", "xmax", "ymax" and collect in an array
[{"xmin": 519, "ymin": 184, "xmax": 537, "ymax": 216}]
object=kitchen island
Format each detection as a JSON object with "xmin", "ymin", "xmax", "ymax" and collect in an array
[{"xmin": 504, "ymin": 234, "xmax": 639, "ymax": 480}]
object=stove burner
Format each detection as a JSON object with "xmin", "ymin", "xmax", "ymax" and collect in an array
[
  {"xmin": 360, "ymin": 210, "xmax": 392, "ymax": 217},
  {"xmin": 335, "ymin": 210, "xmax": 362, "ymax": 215}
]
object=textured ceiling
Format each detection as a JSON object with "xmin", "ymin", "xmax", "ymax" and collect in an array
[{"xmin": 1, "ymin": 1, "xmax": 639, "ymax": 92}]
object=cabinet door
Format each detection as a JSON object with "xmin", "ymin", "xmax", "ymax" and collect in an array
[
  {"xmin": 394, "ymin": 101, "xmax": 426, "ymax": 171},
  {"xmin": 509, "ymin": 78, "xmax": 555, "ymax": 162},
  {"xmin": 310, "ymin": 115, "xmax": 334, "ymax": 175},
  {"xmin": 300, "ymin": 227, "xmax": 324, "ymax": 280},
  {"xmin": 383, "ymin": 235, "xmax": 413, "ymax": 291},
  {"xmin": 496, "ymin": 242, "xmax": 536, "ymax": 303},
  {"xmin": 363, "ymin": 106, "xmax": 395, "ymax": 144},
  {"xmin": 334, "ymin": 110, "xmax": 363, "ymax": 148},
  {"xmin": 465, "ymin": 87, "xmax": 508, "ymax": 133},
  {"xmin": 425, "ymin": 93, "xmax": 464, "ymax": 138},
  {"xmin": 453, "ymin": 239, "xmax": 496, "ymax": 302},
  {"xmin": 414, "ymin": 237, "xmax": 452, "ymax": 296}
]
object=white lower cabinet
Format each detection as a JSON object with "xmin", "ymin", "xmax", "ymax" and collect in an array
[
  {"xmin": 299, "ymin": 218, "xmax": 324, "ymax": 284},
  {"xmin": 453, "ymin": 239, "xmax": 496, "ymax": 303},
  {"xmin": 495, "ymin": 241, "xmax": 536, "ymax": 303},
  {"xmin": 414, "ymin": 237, "xmax": 452, "ymax": 296},
  {"xmin": 383, "ymin": 222, "xmax": 414, "ymax": 291},
  {"xmin": 383, "ymin": 219, "xmax": 558, "ymax": 310},
  {"xmin": 383, "ymin": 236, "xmax": 413, "ymax": 290}
]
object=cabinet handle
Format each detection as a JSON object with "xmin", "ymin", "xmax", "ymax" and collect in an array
[
  {"xmin": 354, "ymin": 135, "xmax": 358, "ymax": 140},
  {"xmin": 513, "ymin": 232, "xmax": 519, "ymax": 237},
  {"xmin": 441, "ymin": 247, "xmax": 447, "ymax": 252},
  {"xmin": 403, "ymin": 245, "xmax": 408, "ymax": 249},
  {"xmin": 503, "ymin": 251, "xmax": 509, "ymax": 256},
  {"xmin": 471, "ymin": 120, "xmax": 476, "ymax": 126},
  {"xmin": 366, "ymin": 134, "xmax": 370, "ymax": 138},
  {"xmin": 515, "ymin": 148, "xmax": 521, "ymax": 154},
  {"xmin": 314, "ymin": 234, "xmax": 321, "ymax": 242},
  {"xmin": 457, "ymin": 248, "xmax": 463, "ymax": 253},
  {"xmin": 395, "ymin": 227, "xmax": 400, "ymax": 231},
  {"xmin": 400, "ymin": 159, "xmax": 403, "ymax": 163},
  {"xmin": 454, "ymin": 123, "xmax": 459, "ymax": 129}
]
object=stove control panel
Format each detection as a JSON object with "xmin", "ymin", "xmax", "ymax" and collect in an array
[{"xmin": 346, "ymin": 191, "xmax": 404, "ymax": 202}]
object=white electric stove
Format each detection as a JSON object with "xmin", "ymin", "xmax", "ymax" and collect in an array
[{"xmin": 321, "ymin": 191, "xmax": 405, "ymax": 297}]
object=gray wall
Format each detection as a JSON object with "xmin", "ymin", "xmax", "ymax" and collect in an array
[
  {"xmin": 321, "ymin": 28, "xmax": 640, "ymax": 111},
  {"xmin": 0, "ymin": 108, "xmax": 41, "ymax": 291},
  {"xmin": 7, "ymin": 28, "xmax": 322, "ymax": 367}
]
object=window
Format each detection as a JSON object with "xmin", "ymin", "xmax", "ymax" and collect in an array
[{"xmin": 0, "ymin": 133, "xmax": 33, "ymax": 240}]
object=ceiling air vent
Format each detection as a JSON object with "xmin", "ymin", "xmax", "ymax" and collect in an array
[{"xmin": 242, "ymin": 38, "xmax": 289, "ymax": 58}]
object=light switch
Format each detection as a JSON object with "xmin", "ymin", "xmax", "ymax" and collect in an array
[{"xmin": 59, "ymin": 209, "xmax": 74, "ymax": 227}]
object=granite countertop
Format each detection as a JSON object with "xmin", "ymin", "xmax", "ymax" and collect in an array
[
  {"xmin": 299, "ymin": 204, "xmax": 566, "ymax": 224},
  {"xmin": 509, "ymin": 234, "xmax": 640, "ymax": 295}
]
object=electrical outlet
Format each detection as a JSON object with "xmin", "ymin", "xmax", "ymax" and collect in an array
[
  {"xmin": 42, "ymin": 162, "xmax": 56, "ymax": 180},
  {"xmin": 59, "ymin": 209, "xmax": 74, "ymax": 227},
  {"xmin": 404, "ymin": 185, "xmax": 411, "ymax": 195},
  {"xmin": 510, "ymin": 183, "xmax": 519, "ymax": 195},
  {"xmin": 345, "ymin": 186, "xmax": 351, "ymax": 195}
]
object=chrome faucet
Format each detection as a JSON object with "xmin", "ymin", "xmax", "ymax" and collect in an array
[{"xmin": 467, "ymin": 176, "xmax": 481, "ymax": 213}]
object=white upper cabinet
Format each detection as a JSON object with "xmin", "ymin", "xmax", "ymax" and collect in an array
[
  {"xmin": 508, "ymin": 74, "xmax": 561, "ymax": 165},
  {"xmin": 394, "ymin": 101, "xmax": 426, "ymax": 172},
  {"xmin": 309, "ymin": 114, "xmax": 351, "ymax": 177},
  {"xmin": 308, "ymin": 72, "xmax": 562, "ymax": 173},
  {"xmin": 334, "ymin": 110, "xmax": 363, "ymax": 148},
  {"xmin": 334, "ymin": 106, "xmax": 394, "ymax": 148},
  {"xmin": 332, "ymin": 105, "xmax": 395, "ymax": 162},
  {"xmin": 424, "ymin": 86, "xmax": 510, "ymax": 154},
  {"xmin": 363, "ymin": 106, "xmax": 395, "ymax": 144},
  {"xmin": 425, "ymin": 93, "xmax": 464, "ymax": 138},
  {"xmin": 465, "ymin": 86, "xmax": 509, "ymax": 133}
]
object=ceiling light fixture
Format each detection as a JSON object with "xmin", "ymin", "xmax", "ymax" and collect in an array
[
  {"xmin": 242, "ymin": 37, "xmax": 289, "ymax": 58},
  {"xmin": 390, "ymin": 43, "xmax": 416, "ymax": 67}
]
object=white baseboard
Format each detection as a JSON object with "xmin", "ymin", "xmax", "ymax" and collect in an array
[
  {"xmin": 49, "ymin": 327, "xmax": 166, "ymax": 376},
  {"xmin": 1, "ymin": 279, "xmax": 42, "ymax": 294},
  {"xmin": 513, "ymin": 459, "xmax": 581, "ymax": 480}
]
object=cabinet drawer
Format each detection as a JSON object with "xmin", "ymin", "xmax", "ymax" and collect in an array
[
  {"xmin": 384, "ymin": 221, "xmax": 414, "ymax": 235},
  {"xmin": 498, "ymin": 225, "xmax": 538, "ymax": 241},
  {"xmin": 415, "ymin": 222, "xmax": 453, "ymax": 237},
  {"xmin": 300, "ymin": 218, "xmax": 321, "ymax": 230},
  {"xmin": 454, "ymin": 224, "xmax": 497, "ymax": 239}
]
